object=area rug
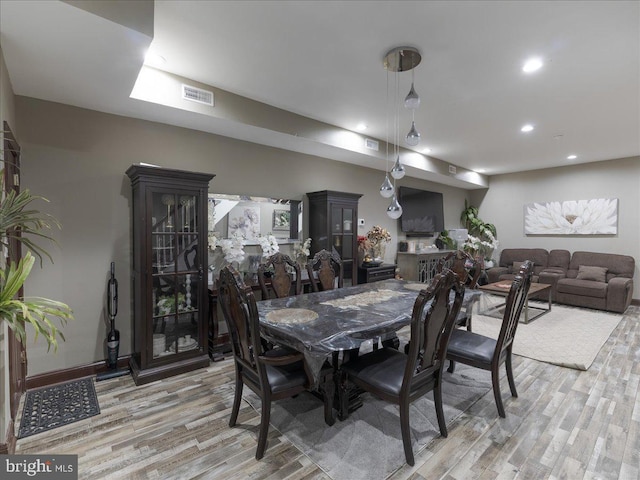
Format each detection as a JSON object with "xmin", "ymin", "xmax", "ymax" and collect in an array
[
  {"xmin": 18, "ymin": 377, "xmax": 100, "ymax": 439},
  {"xmin": 244, "ymin": 363, "xmax": 491, "ymax": 479},
  {"xmin": 471, "ymin": 300, "xmax": 622, "ymax": 370}
]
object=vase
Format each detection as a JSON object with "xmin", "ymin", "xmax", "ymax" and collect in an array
[{"xmin": 371, "ymin": 243, "xmax": 386, "ymax": 262}]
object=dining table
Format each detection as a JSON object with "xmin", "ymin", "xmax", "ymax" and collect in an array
[{"xmin": 257, "ymin": 278, "xmax": 481, "ymax": 418}]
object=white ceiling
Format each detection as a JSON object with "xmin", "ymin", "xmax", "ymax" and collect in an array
[{"xmin": 1, "ymin": 1, "xmax": 639, "ymax": 186}]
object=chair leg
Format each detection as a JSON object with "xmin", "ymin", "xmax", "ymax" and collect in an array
[
  {"xmin": 399, "ymin": 401, "xmax": 415, "ymax": 466},
  {"xmin": 434, "ymin": 385, "xmax": 448, "ymax": 438},
  {"xmin": 447, "ymin": 359, "xmax": 456, "ymax": 373},
  {"xmin": 256, "ymin": 395, "xmax": 271, "ymax": 460},
  {"xmin": 506, "ymin": 353, "xmax": 518, "ymax": 398},
  {"xmin": 229, "ymin": 374, "xmax": 243, "ymax": 427},
  {"xmin": 492, "ymin": 367, "xmax": 506, "ymax": 418}
]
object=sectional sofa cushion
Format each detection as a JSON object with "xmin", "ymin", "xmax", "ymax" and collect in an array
[{"xmin": 576, "ymin": 265, "xmax": 608, "ymax": 282}]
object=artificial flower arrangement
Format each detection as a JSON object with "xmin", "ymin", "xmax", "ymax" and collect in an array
[
  {"xmin": 220, "ymin": 231, "xmax": 247, "ymax": 265},
  {"xmin": 366, "ymin": 225, "xmax": 392, "ymax": 245},
  {"xmin": 258, "ymin": 234, "xmax": 280, "ymax": 258},
  {"xmin": 294, "ymin": 238, "xmax": 312, "ymax": 258},
  {"xmin": 359, "ymin": 225, "xmax": 392, "ymax": 263},
  {"xmin": 462, "ymin": 230, "xmax": 498, "ymax": 260}
]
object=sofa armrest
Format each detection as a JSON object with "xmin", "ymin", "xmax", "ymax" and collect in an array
[
  {"xmin": 486, "ymin": 266, "xmax": 508, "ymax": 283},
  {"xmin": 538, "ymin": 268, "xmax": 567, "ymax": 302},
  {"xmin": 606, "ymin": 277, "xmax": 634, "ymax": 313}
]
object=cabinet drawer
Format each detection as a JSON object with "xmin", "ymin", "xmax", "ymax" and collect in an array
[{"xmin": 368, "ymin": 269, "xmax": 395, "ymax": 281}]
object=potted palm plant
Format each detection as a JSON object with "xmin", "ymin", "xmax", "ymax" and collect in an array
[{"xmin": 0, "ymin": 172, "xmax": 72, "ymax": 351}]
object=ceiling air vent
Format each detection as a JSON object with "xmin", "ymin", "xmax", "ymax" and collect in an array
[
  {"xmin": 449, "ymin": 165, "xmax": 457, "ymax": 175},
  {"xmin": 182, "ymin": 84, "xmax": 214, "ymax": 106},
  {"xmin": 364, "ymin": 138, "xmax": 379, "ymax": 151}
]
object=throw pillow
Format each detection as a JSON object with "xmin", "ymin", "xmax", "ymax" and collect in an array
[{"xmin": 576, "ymin": 265, "xmax": 608, "ymax": 282}]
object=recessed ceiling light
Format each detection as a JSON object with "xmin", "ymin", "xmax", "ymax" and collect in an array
[
  {"xmin": 356, "ymin": 123, "xmax": 367, "ymax": 131},
  {"xmin": 522, "ymin": 57, "xmax": 543, "ymax": 73},
  {"xmin": 567, "ymin": 154, "xmax": 577, "ymax": 160},
  {"xmin": 521, "ymin": 124, "xmax": 534, "ymax": 132}
]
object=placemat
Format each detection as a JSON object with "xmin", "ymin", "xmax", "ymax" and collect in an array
[{"xmin": 265, "ymin": 308, "xmax": 319, "ymax": 324}]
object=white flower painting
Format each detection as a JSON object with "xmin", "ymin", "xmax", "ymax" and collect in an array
[
  {"xmin": 524, "ymin": 198, "xmax": 618, "ymax": 235},
  {"xmin": 227, "ymin": 204, "xmax": 261, "ymax": 240}
]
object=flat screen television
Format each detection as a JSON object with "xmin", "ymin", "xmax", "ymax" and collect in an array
[{"xmin": 398, "ymin": 186, "xmax": 445, "ymax": 235}]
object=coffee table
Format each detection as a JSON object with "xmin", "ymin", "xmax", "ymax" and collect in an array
[{"xmin": 478, "ymin": 281, "xmax": 552, "ymax": 324}]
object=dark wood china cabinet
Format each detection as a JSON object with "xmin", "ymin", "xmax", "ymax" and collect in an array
[
  {"xmin": 307, "ymin": 190, "xmax": 362, "ymax": 284},
  {"xmin": 126, "ymin": 165, "xmax": 214, "ymax": 385}
]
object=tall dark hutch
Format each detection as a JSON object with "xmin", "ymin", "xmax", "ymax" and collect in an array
[
  {"xmin": 307, "ymin": 190, "xmax": 362, "ymax": 283},
  {"xmin": 126, "ymin": 165, "xmax": 214, "ymax": 385}
]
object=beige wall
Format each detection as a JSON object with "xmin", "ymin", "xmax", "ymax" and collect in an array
[
  {"xmin": 16, "ymin": 97, "xmax": 471, "ymax": 376},
  {"xmin": 471, "ymin": 157, "xmax": 640, "ymax": 298}
]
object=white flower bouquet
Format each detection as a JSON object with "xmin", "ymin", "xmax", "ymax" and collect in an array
[
  {"xmin": 258, "ymin": 234, "xmax": 280, "ymax": 258},
  {"xmin": 220, "ymin": 232, "xmax": 246, "ymax": 265}
]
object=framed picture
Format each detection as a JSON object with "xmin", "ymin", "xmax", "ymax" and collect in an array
[
  {"xmin": 524, "ymin": 198, "xmax": 618, "ymax": 235},
  {"xmin": 227, "ymin": 204, "xmax": 261, "ymax": 240},
  {"xmin": 273, "ymin": 209, "xmax": 291, "ymax": 231}
]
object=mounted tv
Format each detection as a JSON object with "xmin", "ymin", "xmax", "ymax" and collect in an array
[{"xmin": 398, "ymin": 186, "xmax": 445, "ymax": 235}]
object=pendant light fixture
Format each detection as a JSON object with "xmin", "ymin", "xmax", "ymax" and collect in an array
[
  {"xmin": 381, "ymin": 46, "xmax": 422, "ymax": 218},
  {"xmin": 379, "ymin": 70, "xmax": 395, "ymax": 198}
]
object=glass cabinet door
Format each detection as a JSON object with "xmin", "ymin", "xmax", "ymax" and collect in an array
[{"xmin": 150, "ymin": 192, "xmax": 201, "ymax": 359}]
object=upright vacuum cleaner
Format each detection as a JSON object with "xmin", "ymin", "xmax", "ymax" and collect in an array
[{"xmin": 97, "ymin": 262, "xmax": 130, "ymax": 381}]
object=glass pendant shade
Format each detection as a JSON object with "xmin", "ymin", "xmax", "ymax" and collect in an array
[
  {"xmin": 387, "ymin": 195, "xmax": 403, "ymax": 219},
  {"xmin": 390, "ymin": 155, "xmax": 406, "ymax": 179},
  {"xmin": 405, "ymin": 121, "xmax": 421, "ymax": 146},
  {"xmin": 404, "ymin": 82, "xmax": 420, "ymax": 109},
  {"xmin": 379, "ymin": 174, "xmax": 395, "ymax": 198}
]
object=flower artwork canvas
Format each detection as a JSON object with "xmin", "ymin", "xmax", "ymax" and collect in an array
[
  {"xmin": 524, "ymin": 198, "xmax": 618, "ymax": 235},
  {"xmin": 227, "ymin": 204, "xmax": 261, "ymax": 240}
]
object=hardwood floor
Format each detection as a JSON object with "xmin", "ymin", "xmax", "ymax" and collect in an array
[{"xmin": 16, "ymin": 306, "xmax": 639, "ymax": 479}]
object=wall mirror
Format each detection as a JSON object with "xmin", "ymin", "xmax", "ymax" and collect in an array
[{"xmin": 207, "ymin": 193, "xmax": 302, "ymax": 244}]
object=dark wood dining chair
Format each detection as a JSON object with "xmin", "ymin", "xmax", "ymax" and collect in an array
[
  {"xmin": 438, "ymin": 249, "xmax": 483, "ymax": 288},
  {"xmin": 446, "ymin": 260, "xmax": 533, "ymax": 418},
  {"xmin": 437, "ymin": 249, "xmax": 483, "ymax": 331},
  {"xmin": 218, "ymin": 265, "xmax": 334, "ymax": 460},
  {"xmin": 257, "ymin": 252, "xmax": 302, "ymax": 299},
  {"xmin": 340, "ymin": 269, "xmax": 465, "ymax": 466},
  {"xmin": 306, "ymin": 249, "xmax": 343, "ymax": 292}
]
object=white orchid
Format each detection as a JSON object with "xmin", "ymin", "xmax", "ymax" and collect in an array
[
  {"xmin": 524, "ymin": 198, "xmax": 618, "ymax": 235},
  {"xmin": 207, "ymin": 233, "xmax": 218, "ymax": 251},
  {"xmin": 258, "ymin": 234, "xmax": 280, "ymax": 258},
  {"xmin": 220, "ymin": 232, "xmax": 246, "ymax": 264},
  {"xmin": 463, "ymin": 232, "xmax": 498, "ymax": 260}
]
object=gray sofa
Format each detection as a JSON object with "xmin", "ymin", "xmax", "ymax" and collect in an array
[{"xmin": 487, "ymin": 248, "xmax": 635, "ymax": 313}]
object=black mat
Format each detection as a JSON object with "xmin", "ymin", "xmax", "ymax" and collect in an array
[{"xmin": 18, "ymin": 377, "xmax": 100, "ymax": 439}]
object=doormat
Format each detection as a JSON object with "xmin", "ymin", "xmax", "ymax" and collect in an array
[{"xmin": 18, "ymin": 377, "xmax": 100, "ymax": 439}]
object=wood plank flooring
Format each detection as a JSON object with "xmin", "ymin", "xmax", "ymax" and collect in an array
[{"xmin": 16, "ymin": 306, "xmax": 639, "ymax": 479}]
